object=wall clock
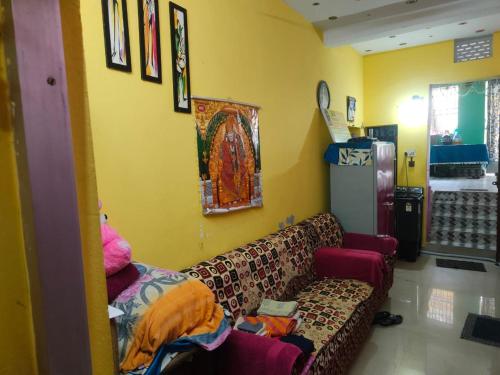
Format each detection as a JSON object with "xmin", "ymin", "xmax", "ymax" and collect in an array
[{"xmin": 317, "ymin": 80, "xmax": 330, "ymax": 109}]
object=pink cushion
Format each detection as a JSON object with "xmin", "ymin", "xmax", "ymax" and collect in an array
[
  {"xmin": 101, "ymin": 223, "xmax": 132, "ymax": 276},
  {"xmin": 106, "ymin": 263, "xmax": 140, "ymax": 303},
  {"xmin": 216, "ymin": 330, "xmax": 302, "ymax": 375}
]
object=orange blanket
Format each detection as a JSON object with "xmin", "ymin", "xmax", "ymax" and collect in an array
[
  {"xmin": 245, "ymin": 315, "xmax": 297, "ymax": 337},
  {"xmin": 120, "ymin": 279, "xmax": 225, "ymax": 372}
]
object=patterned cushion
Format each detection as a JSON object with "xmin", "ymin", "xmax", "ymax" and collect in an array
[
  {"xmin": 184, "ymin": 225, "xmax": 317, "ymax": 320},
  {"xmin": 274, "ymin": 225, "xmax": 317, "ymax": 299},
  {"xmin": 308, "ymin": 284, "xmax": 377, "ymax": 375},
  {"xmin": 228, "ymin": 235, "xmax": 288, "ymax": 316},
  {"xmin": 300, "ymin": 213, "xmax": 344, "ymax": 249},
  {"xmin": 294, "ymin": 278, "xmax": 373, "ymax": 356},
  {"xmin": 182, "ymin": 255, "xmax": 244, "ymax": 319}
]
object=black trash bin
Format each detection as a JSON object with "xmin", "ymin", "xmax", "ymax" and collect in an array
[{"xmin": 395, "ymin": 186, "xmax": 424, "ymax": 261}]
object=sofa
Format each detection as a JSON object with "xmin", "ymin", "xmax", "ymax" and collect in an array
[{"xmin": 182, "ymin": 212, "xmax": 398, "ymax": 374}]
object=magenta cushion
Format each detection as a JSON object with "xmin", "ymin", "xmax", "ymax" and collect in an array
[
  {"xmin": 342, "ymin": 232, "xmax": 398, "ymax": 256},
  {"xmin": 315, "ymin": 247, "xmax": 387, "ymax": 290},
  {"xmin": 216, "ymin": 330, "xmax": 302, "ymax": 375},
  {"xmin": 106, "ymin": 263, "xmax": 140, "ymax": 303}
]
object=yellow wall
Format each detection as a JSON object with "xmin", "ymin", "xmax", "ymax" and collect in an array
[
  {"xmin": 364, "ymin": 32, "xmax": 500, "ymax": 242},
  {"xmin": 0, "ymin": 20, "xmax": 37, "ymax": 375},
  {"xmin": 81, "ymin": 0, "xmax": 364, "ymax": 270},
  {"xmin": 60, "ymin": 1, "xmax": 115, "ymax": 373}
]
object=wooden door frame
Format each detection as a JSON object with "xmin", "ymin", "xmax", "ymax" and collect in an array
[{"xmin": 3, "ymin": 0, "xmax": 92, "ymax": 372}]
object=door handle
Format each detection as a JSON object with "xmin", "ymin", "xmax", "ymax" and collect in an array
[{"xmin": 493, "ymin": 181, "xmax": 498, "ymax": 186}]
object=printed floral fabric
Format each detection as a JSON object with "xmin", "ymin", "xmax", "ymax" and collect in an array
[
  {"xmin": 111, "ymin": 263, "xmax": 190, "ymax": 363},
  {"xmin": 294, "ymin": 278, "xmax": 373, "ymax": 356},
  {"xmin": 338, "ymin": 148, "xmax": 373, "ymax": 166}
]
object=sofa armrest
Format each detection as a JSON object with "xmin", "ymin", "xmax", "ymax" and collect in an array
[
  {"xmin": 216, "ymin": 330, "xmax": 302, "ymax": 375},
  {"xmin": 342, "ymin": 233, "xmax": 398, "ymax": 256},
  {"xmin": 314, "ymin": 248, "xmax": 387, "ymax": 290}
]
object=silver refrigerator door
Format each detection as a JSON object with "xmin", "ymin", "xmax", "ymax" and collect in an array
[{"xmin": 330, "ymin": 163, "xmax": 375, "ymax": 235}]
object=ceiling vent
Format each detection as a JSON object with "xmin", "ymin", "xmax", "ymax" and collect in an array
[{"xmin": 454, "ymin": 34, "xmax": 493, "ymax": 63}]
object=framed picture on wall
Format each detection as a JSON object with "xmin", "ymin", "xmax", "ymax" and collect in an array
[
  {"xmin": 347, "ymin": 96, "xmax": 356, "ymax": 122},
  {"xmin": 169, "ymin": 2, "xmax": 191, "ymax": 113},
  {"xmin": 101, "ymin": 0, "xmax": 132, "ymax": 72},
  {"xmin": 138, "ymin": 0, "xmax": 162, "ymax": 83}
]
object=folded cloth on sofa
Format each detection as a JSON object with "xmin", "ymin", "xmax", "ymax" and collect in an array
[
  {"xmin": 120, "ymin": 278, "xmax": 231, "ymax": 372},
  {"xmin": 106, "ymin": 263, "xmax": 140, "ymax": 303},
  {"xmin": 101, "ymin": 223, "xmax": 132, "ymax": 276},
  {"xmin": 315, "ymin": 247, "xmax": 387, "ymax": 290},
  {"xmin": 237, "ymin": 321, "xmax": 265, "ymax": 334},
  {"xmin": 216, "ymin": 330, "xmax": 302, "ymax": 375},
  {"xmin": 244, "ymin": 315, "xmax": 298, "ymax": 337},
  {"xmin": 257, "ymin": 299, "xmax": 298, "ymax": 317}
]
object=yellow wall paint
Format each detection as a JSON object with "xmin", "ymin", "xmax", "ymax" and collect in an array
[
  {"xmin": 0, "ymin": 19, "xmax": 37, "ymax": 375},
  {"xmin": 364, "ymin": 32, "xmax": 500, "ymax": 242},
  {"xmin": 60, "ymin": 1, "xmax": 115, "ymax": 373},
  {"xmin": 80, "ymin": 0, "xmax": 364, "ymax": 270}
]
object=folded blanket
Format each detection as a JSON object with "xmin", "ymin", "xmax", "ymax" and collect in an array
[
  {"xmin": 101, "ymin": 223, "xmax": 131, "ymax": 276},
  {"xmin": 120, "ymin": 278, "xmax": 230, "ymax": 372},
  {"xmin": 244, "ymin": 315, "xmax": 298, "ymax": 337},
  {"xmin": 257, "ymin": 299, "xmax": 298, "ymax": 317},
  {"xmin": 106, "ymin": 263, "xmax": 140, "ymax": 303},
  {"xmin": 315, "ymin": 247, "xmax": 387, "ymax": 290}
]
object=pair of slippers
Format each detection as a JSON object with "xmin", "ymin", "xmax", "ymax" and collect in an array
[{"xmin": 373, "ymin": 311, "xmax": 403, "ymax": 326}]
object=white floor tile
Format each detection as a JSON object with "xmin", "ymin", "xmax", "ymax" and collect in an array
[{"xmin": 349, "ymin": 255, "xmax": 500, "ymax": 375}]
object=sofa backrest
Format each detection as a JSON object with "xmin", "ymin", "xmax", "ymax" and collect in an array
[
  {"xmin": 298, "ymin": 213, "xmax": 344, "ymax": 249},
  {"xmin": 182, "ymin": 224, "xmax": 316, "ymax": 320}
]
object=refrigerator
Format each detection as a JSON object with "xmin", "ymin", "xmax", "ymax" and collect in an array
[{"xmin": 330, "ymin": 142, "xmax": 395, "ymax": 236}]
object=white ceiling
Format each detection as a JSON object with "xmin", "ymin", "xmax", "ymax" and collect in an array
[{"xmin": 283, "ymin": 0, "xmax": 500, "ymax": 55}]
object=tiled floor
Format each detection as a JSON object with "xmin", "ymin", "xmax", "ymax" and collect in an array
[
  {"xmin": 429, "ymin": 175, "xmax": 497, "ymax": 192},
  {"xmin": 350, "ymin": 255, "xmax": 500, "ymax": 375}
]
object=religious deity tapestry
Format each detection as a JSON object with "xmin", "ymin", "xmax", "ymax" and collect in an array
[{"xmin": 194, "ymin": 98, "xmax": 263, "ymax": 215}]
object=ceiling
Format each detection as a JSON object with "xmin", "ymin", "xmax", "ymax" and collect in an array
[{"xmin": 283, "ymin": 0, "xmax": 500, "ymax": 55}]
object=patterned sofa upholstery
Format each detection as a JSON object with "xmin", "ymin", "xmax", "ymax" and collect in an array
[{"xmin": 182, "ymin": 213, "xmax": 397, "ymax": 374}]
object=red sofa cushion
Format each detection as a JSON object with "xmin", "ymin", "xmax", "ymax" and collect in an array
[
  {"xmin": 315, "ymin": 247, "xmax": 387, "ymax": 290},
  {"xmin": 342, "ymin": 232, "xmax": 398, "ymax": 256}
]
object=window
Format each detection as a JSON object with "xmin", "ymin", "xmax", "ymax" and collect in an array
[{"xmin": 430, "ymin": 85, "xmax": 459, "ymax": 135}]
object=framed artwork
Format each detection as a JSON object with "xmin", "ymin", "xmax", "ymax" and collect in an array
[
  {"xmin": 347, "ymin": 96, "xmax": 356, "ymax": 122},
  {"xmin": 194, "ymin": 98, "xmax": 263, "ymax": 215},
  {"xmin": 101, "ymin": 0, "xmax": 132, "ymax": 72},
  {"xmin": 137, "ymin": 0, "xmax": 162, "ymax": 83},
  {"xmin": 169, "ymin": 2, "xmax": 191, "ymax": 113}
]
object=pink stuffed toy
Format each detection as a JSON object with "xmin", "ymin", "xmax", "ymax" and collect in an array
[{"xmin": 99, "ymin": 201, "xmax": 132, "ymax": 277}]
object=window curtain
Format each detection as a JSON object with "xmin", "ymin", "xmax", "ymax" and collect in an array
[
  {"xmin": 486, "ymin": 79, "xmax": 500, "ymax": 162},
  {"xmin": 430, "ymin": 85, "xmax": 459, "ymax": 136}
]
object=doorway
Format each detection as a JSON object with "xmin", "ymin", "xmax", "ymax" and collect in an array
[{"xmin": 425, "ymin": 79, "xmax": 500, "ymax": 261}]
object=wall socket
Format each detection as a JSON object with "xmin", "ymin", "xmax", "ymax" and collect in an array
[{"xmin": 405, "ymin": 149, "xmax": 416, "ymax": 157}]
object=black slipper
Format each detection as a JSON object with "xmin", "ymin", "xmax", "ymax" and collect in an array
[
  {"xmin": 379, "ymin": 314, "xmax": 403, "ymax": 326},
  {"xmin": 372, "ymin": 311, "xmax": 390, "ymax": 325}
]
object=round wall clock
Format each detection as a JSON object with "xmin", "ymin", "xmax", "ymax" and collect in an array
[{"xmin": 317, "ymin": 80, "xmax": 330, "ymax": 109}]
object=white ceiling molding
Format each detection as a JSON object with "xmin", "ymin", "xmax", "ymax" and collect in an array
[{"xmin": 284, "ymin": 0, "xmax": 500, "ymax": 54}]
